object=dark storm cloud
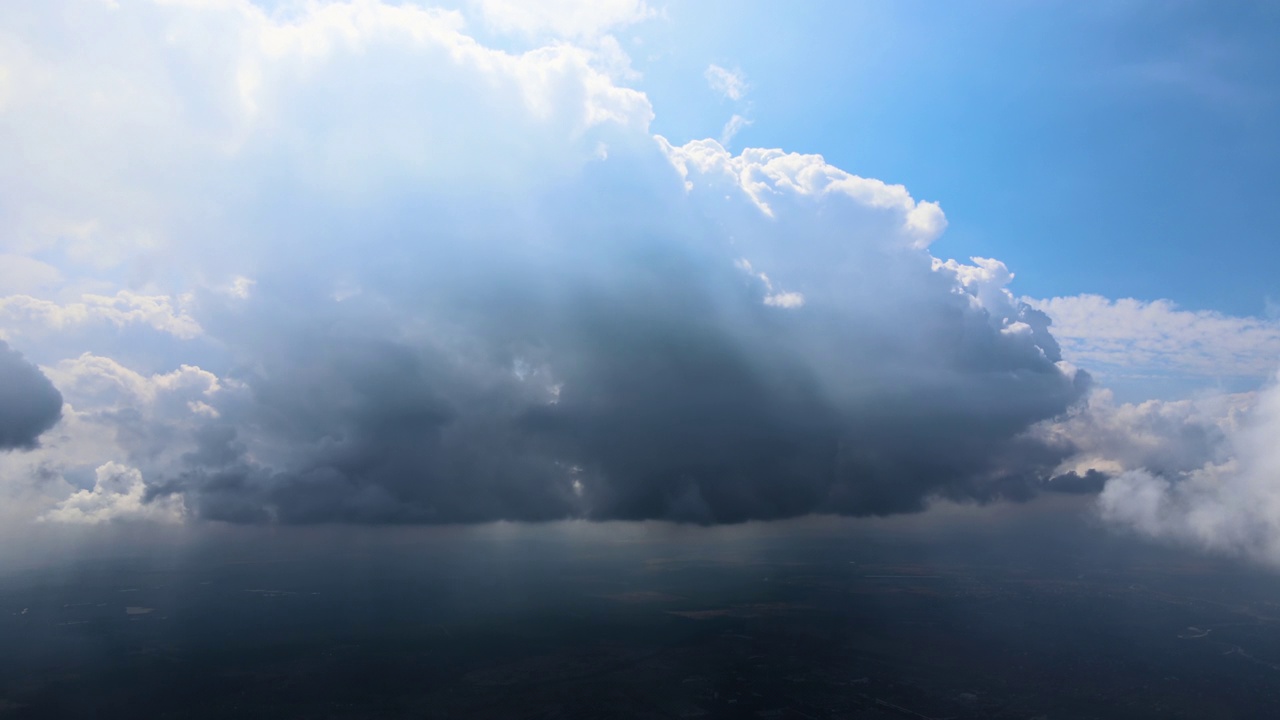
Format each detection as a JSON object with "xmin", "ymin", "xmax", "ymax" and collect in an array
[
  {"xmin": 135, "ymin": 142, "xmax": 1091, "ymax": 525},
  {"xmin": 0, "ymin": 340, "xmax": 62, "ymax": 450}
]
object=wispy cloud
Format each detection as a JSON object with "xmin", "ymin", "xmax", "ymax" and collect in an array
[
  {"xmin": 1027, "ymin": 294, "xmax": 1280, "ymax": 380},
  {"xmin": 471, "ymin": 0, "xmax": 655, "ymax": 39},
  {"xmin": 705, "ymin": 64, "xmax": 748, "ymax": 101},
  {"xmin": 719, "ymin": 113, "xmax": 752, "ymax": 147}
]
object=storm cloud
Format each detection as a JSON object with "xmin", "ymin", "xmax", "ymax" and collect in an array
[
  {"xmin": 0, "ymin": 341, "xmax": 62, "ymax": 451},
  {"xmin": 4, "ymin": 0, "xmax": 1089, "ymax": 525},
  {"xmin": 145, "ymin": 138, "xmax": 1088, "ymax": 524}
]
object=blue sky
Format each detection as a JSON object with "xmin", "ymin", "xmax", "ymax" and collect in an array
[
  {"xmin": 2, "ymin": 0, "xmax": 1280, "ymax": 563},
  {"xmin": 626, "ymin": 1, "xmax": 1280, "ymax": 317}
]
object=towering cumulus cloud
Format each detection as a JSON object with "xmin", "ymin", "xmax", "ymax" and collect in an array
[
  {"xmin": 0, "ymin": 341, "xmax": 62, "ymax": 451},
  {"xmin": 1, "ymin": 0, "xmax": 1086, "ymax": 525}
]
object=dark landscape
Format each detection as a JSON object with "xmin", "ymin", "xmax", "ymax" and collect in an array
[{"xmin": 3, "ymin": 511, "xmax": 1278, "ymax": 719}]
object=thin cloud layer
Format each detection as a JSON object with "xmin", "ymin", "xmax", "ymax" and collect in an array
[
  {"xmin": 1028, "ymin": 294, "xmax": 1280, "ymax": 381},
  {"xmin": 705, "ymin": 64, "xmax": 748, "ymax": 101},
  {"xmin": 1, "ymin": 0, "xmax": 1089, "ymax": 526},
  {"xmin": 472, "ymin": 0, "xmax": 655, "ymax": 39}
]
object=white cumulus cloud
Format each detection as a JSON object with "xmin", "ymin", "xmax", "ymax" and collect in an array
[
  {"xmin": 0, "ymin": 291, "xmax": 202, "ymax": 339},
  {"xmin": 41, "ymin": 461, "xmax": 186, "ymax": 525},
  {"xmin": 1095, "ymin": 375, "xmax": 1280, "ymax": 564}
]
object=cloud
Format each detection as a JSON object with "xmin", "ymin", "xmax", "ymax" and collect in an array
[
  {"xmin": 471, "ymin": 0, "xmax": 655, "ymax": 39},
  {"xmin": 1033, "ymin": 388, "xmax": 1241, "ymax": 482},
  {"xmin": 1026, "ymin": 294, "xmax": 1280, "ymax": 381},
  {"xmin": 150, "ymin": 146, "xmax": 1082, "ymax": 524},
  {"xmin": 763, "ymin": 291, "xmax": 805, "ymax": 309},
  {"xmin": 0, "ymin": 291, "xmax": 202, "ymax": 339},
  {"xmin": 2, "ymin": 0, "xmax": 1087, "ymax": 526},
  {"xmin": 0, "ymin": 340, "xmax": 63, "ymax": 450},
  {"xmin": 1044, "ymin": 469, "xmax": 1109, "ymax": 495},
  {"xmin": 661, "ymin": 139, "xmax": 948, "ymax": 247},
  {"xmin": 719, "ymin": 113, "xmax": 752, "ymax": 148},
  {"xmin": 0, "ymin": 351, "xmax": 231, "ymax": 527},
  {"xmin": 1087, "ymin": 376, "xmax": 1280, "ymax": 564},
  {"xmin": 705, "ymin": 64, "xmax": 747, "ymax": 101},
  {"xmin": 42, "ymin": 354, "xmax": 224, "ymax": 414},
  {"xmin": 0, "ymin": 0, "xmax": 653, "ymax": 279},
  {"xmin": 0, "ymin": 255, "xmax": 61, "ymax": 295},
  {"xmin": 41, "ymin": 461, "xmax": 186, "ymax": 525},
  {"xmin": 734, "ymin": 258, "xmax": 804, "ymax": 309},
  {"xmin": 1026, "ymin": 379, "xmax": 1280, "ymax": 564}
]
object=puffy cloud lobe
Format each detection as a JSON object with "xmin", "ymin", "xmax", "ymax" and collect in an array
[
  {"xmin": 661, "ymin": 139, "xmax": 948, "ymax": 247},
  {"xmin": 1031, "ymin": 380, "xmax": 1280, "ymax": 564},
  {"xmin": 1091, "ymin": 377, "xmax": 1280, "ymax": 564},
  {"xmin": 0, "ymin": 352, "xmax": 230, "ymax": 526},
  {"xmin": 0, "ymin": 291, "xmax": 201, "ymax": 339},
  {"xmin": 0, "ymin": 341, "xmax": 62, "ymax": 450},
  {"xmin": 5, "ymin": 0, "xmax": 1088, "ymax": 525},
  {"xmin": 43, "ymin": 354, "xmax": 224, "ymax": 422},
  {"xmin": 41, "ymin": 461, "xmax": 186, "ymax": 525},
  {"xmin": 1033, "ymin": 388, "xmax": 1240, "ymax": 482},
  {"xmin": 1044, "ymin": 469, "xmax": 1109, "ymax": 495}
]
